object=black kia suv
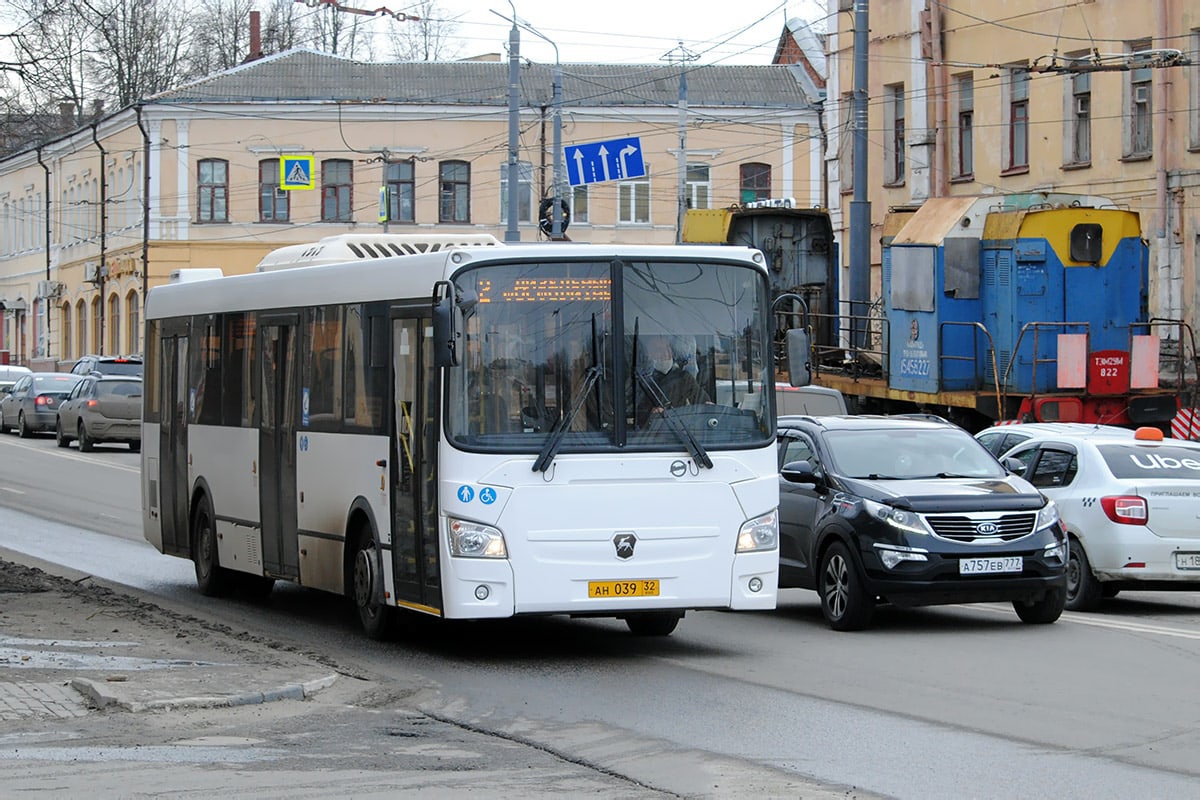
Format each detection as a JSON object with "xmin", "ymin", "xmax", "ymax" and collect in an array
[{"xmin": 777, "ymin": 414, "xmax": 1067, "ymax": 630}]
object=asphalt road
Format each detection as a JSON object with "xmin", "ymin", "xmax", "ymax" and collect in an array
[{"xmin": 2, "ymin": 431, "xmax": 1200, "ymax": 798}]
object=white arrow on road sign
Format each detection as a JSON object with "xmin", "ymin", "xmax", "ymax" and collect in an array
[{"xmin": 564, "ymin": 137, "xmax": 646, "ymax": 187}]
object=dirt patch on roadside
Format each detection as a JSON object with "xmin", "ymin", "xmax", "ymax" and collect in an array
[{"xmin": 0, "ymin": 560, "xmax": 52, "ymax": 593}]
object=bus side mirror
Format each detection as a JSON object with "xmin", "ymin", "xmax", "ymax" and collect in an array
[
  {"xmin": 432, "ymin": 281, "xmax": 460, "ymax": 368},
  {"xmin": 786, "ymin": 328, "xmax": 811, "ymax": 387}
]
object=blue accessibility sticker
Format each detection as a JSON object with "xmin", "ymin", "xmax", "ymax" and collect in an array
[
  {"xmin": 479, "ymin": 487, "xmax": 497, "ymax": 505},
  {"xmin": 457, "ymin": 485, "xmax": 475, "ymax": 503}
]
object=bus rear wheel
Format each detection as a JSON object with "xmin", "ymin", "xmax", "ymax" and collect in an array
[
  {"xmin": 352, "ymin": 528, "xmax": 396, "ymax": 640},
  {"xmin": 624, "ymin": 611, "xmax": 683, "ymax": 636},
  {"xmin": 193, "ymin": 495, "xmax": 233, "ymax": 597}
]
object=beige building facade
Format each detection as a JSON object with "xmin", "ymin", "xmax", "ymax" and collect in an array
[
  {"xmin": 825, "ymin": 0, "xmax": 1200, "ymax": 345},
  {"xmin": 0, "ymin": 50, "xmax": 824, "ymax": 369}
]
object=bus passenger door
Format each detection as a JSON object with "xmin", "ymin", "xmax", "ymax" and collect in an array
[
  {"xmin": 158, "ymin": 325, "xmax": 190, "ymax": 557},
  {"xmin": 390, "ymin": 315, "xmax": 442, "ymax": 614},
  {"xmin": 258, "ymin": 317, "xmax": 300, "ymax": 580}
]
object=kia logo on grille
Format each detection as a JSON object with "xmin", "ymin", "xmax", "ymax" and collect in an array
[
  {"xmin": 975, "ymin": 522, "xmax": 999, "ymax": 535},
  {"xmin": 613, "ymin": 533, "xmax": 636, "ymax": 560}
]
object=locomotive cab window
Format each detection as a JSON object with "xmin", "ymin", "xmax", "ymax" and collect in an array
[{"xmin": 1069, "ymin": 223, "xmax": 1102, "ymax": 263}]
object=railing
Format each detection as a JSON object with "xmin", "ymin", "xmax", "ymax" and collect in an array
[{"xmin": 939, "ymin": 320, "xmax": 1001, "ymax": 412}]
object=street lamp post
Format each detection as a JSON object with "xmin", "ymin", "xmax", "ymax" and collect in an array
[{"xmin": 493, "ymin": 8, "xmax": 565, "ymax": 239}]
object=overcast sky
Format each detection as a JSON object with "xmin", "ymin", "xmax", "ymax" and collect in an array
[{"xmin": 406, "ymin": 0, "xmax": 828, "ymax": 66}]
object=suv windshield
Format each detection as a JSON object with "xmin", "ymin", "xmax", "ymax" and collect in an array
[
  {"xmin": 445, "ymin": 257, "xmax": 773, "ymax": 456},
  {"xmin": 824, "ymin": 426, "xmax": 1006, "ymax": 480}
]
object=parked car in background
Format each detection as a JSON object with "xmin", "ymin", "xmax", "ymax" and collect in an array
[
  {"xmin": 975, "ymin": 422, "xmax": 1135, "ymax": 458},
  {"xmin": 69, "ymin": 354, "xmax": 144, "ymax": 378},
  {"xmin": 0, "ymin": 364, "xmax": 33, "ymax": 395},
  {"xmin": 777, "ymin": 414, "xmax": 1068, "ymax": 630},
  {"xmin": 55, "ymin": 375, "xmax": 143, "ymax": 452},
  {"xmin": 0, "ymin": 372, "xmax": 84, "ymax": 437},
  {"xmin": 1000, "ymin": 425, "xmax": 1200, "ymax": 611}
]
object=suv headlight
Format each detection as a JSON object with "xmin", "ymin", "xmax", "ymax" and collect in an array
[
  {"xmin": 1036, "ymin": 500, "xmax": 1062, "ymax": 533},
  {"xmin": 737, "ymin": 510, "xmax": 778, "ymax": 552},
  {"xmin": 862, "ymin": 498, "xmax": 931, "ymax": 536},
  {"xmin": 448, "ymin": 518, "xmax": 508, "ymax": 558}
]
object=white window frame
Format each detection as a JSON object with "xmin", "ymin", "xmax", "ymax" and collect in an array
[
  {"xmin": 1002, "ymin": 65, "xmax": 1030, "ymax": 172},
  {"xmin": 569, "ymin": 184, "xmax": 589, "ymax": 225},
  {"xmin": 1124, "ymin": 39, "xmax": 1153, "ymax": 157},
  {"xmin": 1064, "ymin": 67, "xmax": 1091, "ymax": 166},
  {"xmin": 686, "ymin": 164, "xmax": 711, "ymax": 209},
  {"xmin": 883, "ymin": 84, "xmax": 905, "ymax": 185},
  {"xmin": 499, "ymin": 161, "xmax": 534, "ymax": 224},
  {"xmin": 617, "ymin": 167, "xmax": 651, "ymax": 225},
  {"xmin": 1191, "ymin": 30, "xmax": 1200, "ymax": 150},
  {"xmin": 953, "ymin": 73, "xmax": 974, "ymax": 178}
]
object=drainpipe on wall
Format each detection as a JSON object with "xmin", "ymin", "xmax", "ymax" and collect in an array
[
  {"xmin": 930, "ymin": 0, "xmax": 948, "ymax": 197},
  {"xmin": 36, "ymin": 147, "xmax": 51, "ymax": 361},
  {"xmin": 136, "ymin": 105, "xmax": 150, "ymax": 351},
  {"xmin": 91, "ymin": 123, "xmax": 107, "ymax": 355},
  {"xmin": 1154, "ymin": 0, "xmax": 1172, "ymax": 328}
]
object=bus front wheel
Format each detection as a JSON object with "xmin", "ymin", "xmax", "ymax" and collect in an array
[
  {"xmin": 352, "ymin": 528, "xmax": 396, "ymax": 640},
  {"xmin": 624, "ymin": 611, "xmax": 683, "ymax": 636},
  {"xmin": 193, "ymin": 495, "xmax": 233, "ymax": 597}
]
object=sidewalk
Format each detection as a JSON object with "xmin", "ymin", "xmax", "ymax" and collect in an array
[{"xmin": 0, "ymin": 556, "xmax": 339, "ymax": 718}]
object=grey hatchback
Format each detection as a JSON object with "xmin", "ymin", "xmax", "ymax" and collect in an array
[
  {"xmin": 55, "ymin": 375, "xmax": 143, "ymax": 451},
  {"xmin": 0, "ymin": 372, "xmax": 83, "ymax": 437}
]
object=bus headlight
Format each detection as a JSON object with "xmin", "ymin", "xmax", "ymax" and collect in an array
[
  {"xmin": 737, "ymin": 510, "xmax": 778, "ymax": 553},
  {"xmin": 448, "ymin": 518, "xmax": 508, "ymax": 558}
]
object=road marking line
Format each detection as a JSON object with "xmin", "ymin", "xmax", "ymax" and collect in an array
[
  {"xmin": 0, "ymin": 487, "xmax": 25, "ymax": 494},
  {"xmin": 0, "ymin": 439, "xmax": 138, "ymax": 473},
  {"xmin": 960, "ymin": 602, "xmax": 1200, "ymax": 640}
]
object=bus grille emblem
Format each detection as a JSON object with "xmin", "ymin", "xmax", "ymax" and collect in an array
[{"xmin": 614, "ymin": 533, "xmax": 636, "ymax": 560}]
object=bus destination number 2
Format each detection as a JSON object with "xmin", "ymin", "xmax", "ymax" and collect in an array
[{"xmin": 588, "ymin": 579, "xmax": 661, "ymax": 598}]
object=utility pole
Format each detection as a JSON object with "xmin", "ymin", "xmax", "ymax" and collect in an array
[
  {"xmin": 849, "ymin": 0, "xmax": 870, "ymax": 353},
  {"xmin": 662, "ymin": 43, "xmax": 699, "ymax": 245},
  {"xmin": 507, "ymin": 15, "xmax": 564, "ymax": 239},
  {"xmin": 504, "ymin": 4, "xmax": 521, "ymax": 242}
]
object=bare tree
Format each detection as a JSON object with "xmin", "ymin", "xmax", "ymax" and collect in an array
[
  {"xmin": 87, "ymin": 0, "xmax": 193, "ymax": 108},
  {"xmin": 388, "ymin": 0, "xmax": 462, "ymax": 62},
  {"xmin": 259, "ymin": 0, "xmax": 306, "ymax": 55},
  {"xmin": 306, "ymin": 1, "xmax": 377, "ymax": 60},
  {"xmin": 188, "ymin": 0, "xmax": 255, "ymax": 75},
  {"xmin": 6, "ymin": 1, "xmax": 96, "ymax": 115}
]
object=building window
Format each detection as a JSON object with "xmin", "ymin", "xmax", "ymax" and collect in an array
[
  {"xmin": 1006, "ymin": 67, "xmax": 1030, "ymax": 171},
  {"xmin": 197, "ymin": 159, "xmax": 228, "ymax": 223},
  {"xmin": 1068, "ymin": 70, "xmax": 1091, "ymax": 165},
  {"xmin": 439, "ymin": 160, "xmax": 470, "ymax": 223},
  {"xmin": 617, "ymin": 169, "xmax": 651, "ymax": 224},
  {"xmin": 570, "ymin": 185, "xmax": 589, "ymax": 224},
  {"xmin": 1127, "ymin": 39, "xmax": 1153, "ymax": 157},
  {"xmin": 259, "ymin": 159, "xmax": 289, "ymax": 222},
  {"xmin": 385, "ymin": 160, "xmax": 415, "ymax": 223},
  {"xmin": 686, "ymin": 164, "xmax": 710, "ymax": 209},
  {"xmin": 321, "ymin": 159, "xmax": 353, "ymax": 222},
  {"xmin": 954, "ymin": 74, "xmax": 974, "ymax": 178},
  {"xmin": 884, "ymin": 84, "xmax": 905, "ymax": 185},
  {"xmin": 61, "ymin": 302, "xmax": 72, "ymax": 361},
  {"xmin": 499, "ymin": 161, "xmax": 534, "ymax": 224},
  {"xmin": 76, "ymin": 300, "xmax": 87, "ymax": 356},
  {"xmin": 108, "ymin": 294, "xmax": 121, "ymax": 354},
  {"xmin": 127, "ymin": 291, "xmax": 140, "ymax": 354},
  {"xmin": 739, "ymin": 163, "xmax": 771, "ymax": 203}
]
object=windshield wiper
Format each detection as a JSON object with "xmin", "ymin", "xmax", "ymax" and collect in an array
[
  {"xmin": 532, "ymin": 366, "xmax": 600, "ymax": 473},
  {"xmin": 533, "ymin": 314, "xmax": 605, "ymax": 474},
  {"xmin": 634, "ymin": 368, "xmax": 713, "ymax": 470}
]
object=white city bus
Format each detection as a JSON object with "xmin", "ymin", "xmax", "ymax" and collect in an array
[{"xmin": 141, "ymin": 234, "xmax": 780, "ymax": 638}]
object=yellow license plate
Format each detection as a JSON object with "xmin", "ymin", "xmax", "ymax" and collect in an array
[{"xmin": 588, "ymin": 579, "xmax": 660, "ymax": 598}]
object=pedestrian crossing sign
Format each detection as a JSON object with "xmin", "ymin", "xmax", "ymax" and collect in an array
[{"xmin": 279, "ymin": 155, "xmax": 315, "ymax": 190}]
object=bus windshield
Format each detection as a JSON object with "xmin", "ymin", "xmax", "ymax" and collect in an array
[{"xmin": 446, "ymin": 257, "xmax": 774, "ymax": 455}]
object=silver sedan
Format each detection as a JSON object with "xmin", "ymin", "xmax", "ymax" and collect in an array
[{"xmin": 55, "ymin": 375, "xmax": 143, "ymax": 452}]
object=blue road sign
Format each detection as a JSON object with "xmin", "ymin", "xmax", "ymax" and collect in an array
[{"xmin": 564, "ymin": 137, "xmax": 646, "ymax": 187}]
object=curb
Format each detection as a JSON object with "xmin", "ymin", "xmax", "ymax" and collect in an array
[{"xmin": 71, "ymin": 673, "xmax": 339, "ymax": 713}]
